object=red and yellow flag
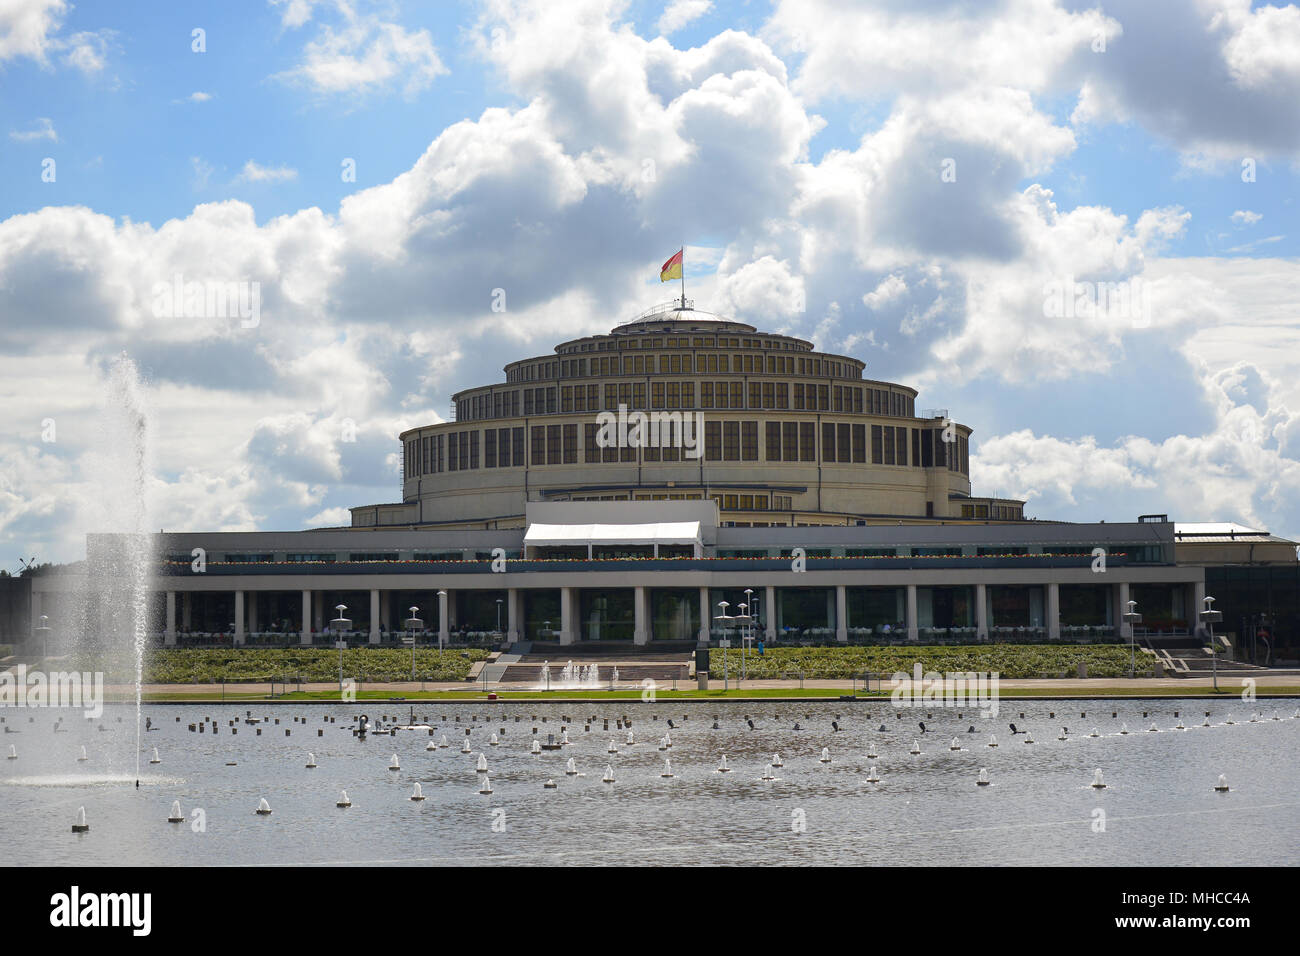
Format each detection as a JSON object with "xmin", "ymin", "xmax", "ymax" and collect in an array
[{"xmin": 660, "ymin": 249, "xmax": 683, "ymax": 282}]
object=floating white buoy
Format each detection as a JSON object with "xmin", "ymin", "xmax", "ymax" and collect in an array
[
  {"xmin": 950, "ymin": 737, "xmax": 961, "ymax": 751},
  {"xmin": 601, "ymin": 765, "xmax": 615, "ymax": 783},
  {"xmin": 1091, "ymin": 769, "xmax": 1106, "ymax": 789},
  {"xmin": 306, "ymin": 752, "xmax": 317, "ymax": 768},
  {"xmin": 1120, "ymin": 723, "xmax": 1129, "ymax": 735},
  {"xmin": 988, "ymin": 734, "xmax": 998, "ymax": 748},
  {"xmin": 717, "ymin": 755, "xmax": 731, "ymax": 773},
  {"xmin": 72, "ymin": 806, "xmax": 89, "ymax": 832},
  {"xmin": 411, "ymin": 783, "xmax": 425, "ymax": 801},
  {"xmin": 149, "ymin": 747, "xmax": 161, "ymax": 765},
  {"xmin": 820, "ymin": 747, "xmax": 832, "ymax": 763},
  {"xmin": 909, "ymin": 740, "xmax": 921, "ymax": 755},
  {"xmin": 460, "ymin": 739, "xmax": 472, "ymax": 753},
  {"xmin": 77, "ymin": 746, "xmax": 88, "ymax": 762},
  {"xmin": 479, "ymin": 776, "xmax": 493, "ymax": 794},
  {"xmin": 255, "ymin": 798, "xmax": 272, "ymax": 816},
  {"xmin": 439, "ymin": 735, "xmax": 450, "ymax": 748},
  {"xmin": 771, "ymin": 753, "xmax": 783, "ymax": 768},
  {"xmin": 1148, "ymin": 723, "xmax": 1159, "ymax": 733},
  {"xmin": 168, "ymin": 800, "xmax": 184, "ymax": 823},
  {"xmin": 866, "ymin": 765, "xmax": 880, "ymax": 783},
  {"xmin": 606, "ymin": 739, "xmax": 617, "ymax": 754},
  {"xmin": 6, "ymin": 745, "xmax": 15, "ymax": 760},
  {"xmin": 1214, "ymin": 774, "xmax": 1230, "ymax": 792},
  {"xmin": 976, "ymin": 768, "xmax": 990, "ymax": 787},
  {"xmin": 1089, "ymin": 728, "xmax": 1100, "ymax": 737},
  {"xmin": 543, "ymin": 779, "xmax": 557, "ymax": 789},
  {"xmin": 476, "ymin": 753, "xmax": 488, "ymax": 773},
  {"xmin": 490, "ymin": 733, "xmax": 499, "ymax": 746},
  {"xmin": 426, "ymin": 740, "xmax": 436, "ymax": 751},
  {"xmin": 565, "ymin": 757, "xmax": 578, "ymax": 776},
  {"xmin": 388, "ymin": 754, "xmax": 400, "ymax": 771},
  {"xmin": 337, "ymin": 790, "xmax": 352, "ymax": 808},
  {"xmin": 661, "ymin": 759, "xmax": 674, "ymax": 778}
]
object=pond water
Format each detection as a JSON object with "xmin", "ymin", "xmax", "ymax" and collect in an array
[{"xmin": 4, "ymin": 699, "xmax": 1297, "ymax": 866}]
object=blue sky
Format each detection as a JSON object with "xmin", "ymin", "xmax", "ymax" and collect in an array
[{"xmin": 2, "ymin": 0, "xmax": 1300, "ymax": 565}]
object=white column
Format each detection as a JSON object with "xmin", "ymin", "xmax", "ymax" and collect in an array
[
  {"xmin": 975, "ymin": 583, "xmax": 988, "ymax": 640},
  {"xmin": 300, "ymin": 590, "xmax": 312, "ymax": 645},
  {"xmin": 182, "ymin": 592, "xmax": 192, "ymax": 631},
  {"xmin": 633, "ymin": 586, "xmax": 650, "ymax": 645},
  {"xmin": 764, "ymin": 585, "xmax": 776, "ymax": 641},
  {"xmin": 1118, "ymin": 582, "xmax": 1132, "ymax": 638},
  {"xmin": 560, "ymin": 587, "xmax": 575, "ymax": 645},
  {"xmin": 1047, "ymin": 582, "xmax": 1060, "ymax": 640},
  {"xmin": 313, "ymin": 591, "xmax": 323, "ymax": 638},
  {"xmin": 234, "ymin": 591, "xmax": 245, "ymax": 645},
  {"xmin": 1192, "ymin": 580, "xmax": 1206, "ymax": 636},
  {"xmin": 369, "ymin": 589, "xmax": 381, "ymax": 644},
  {"xmin": 165, "ymin": 591, "xmax": 176, "ymax": 645},
  {"xmin": 507, "ymin": 588, "xmax": 521, "ymax": 643},
  {"xmin": 835, "ymin": 585, "xmax": 848, "ymax": 642},
  {"xmin": 906, "ymin": 584, "xmax": 918, "ymax": 641},
  {"xmin": 438, "ymin": 591, "xmax": 449, "ymax": 644},
  {"xmin": 380, "ymin": 591, "xmax": 391, "ymax": 633},
  {"xmin": 698, "ymin": 586, "xmax": 710, "ymax": 644},
  {"xmin": 248, "ymin": 591, "xmax": 259, "ymax": 636}
]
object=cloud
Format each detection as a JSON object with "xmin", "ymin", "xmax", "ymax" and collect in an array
[
  {"xmin": 658, "ymin": 0, "xmax": 712, "ymax": 36},
  {"xmin": 9, "ymin": 117, "xmax": 58, "ymax": 142},
  {"xmin": 236, "ymin": 160, "xmax": 298, "ymax": 183},
  {"xmin": 1231, "ymin": 209, "xmax": 1262, "ymax": 225},
  {"xmin": 275, "ymin": 3, "xmax": 447, "ymax": 96}
]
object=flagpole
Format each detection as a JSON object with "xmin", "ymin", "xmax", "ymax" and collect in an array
[{"xmin": 680, "ymin": 244, "xmax": 686, "ymax": 309}]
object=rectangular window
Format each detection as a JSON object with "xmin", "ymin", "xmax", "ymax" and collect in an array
[
  {"xmin": 818, "ymin": 384, "xmax": 829, "ymax": 410},
  {"xmin": 730, "ymin": 382, "xmax": 743, "ymax": 408},
  {"xmin": 546, "ymin": 424, "xmax": 561, "ymax": 465},
  {"xmin": 714, "ymin": 381, "xmax": 728, "ymax": 409},
  {"xmin": 749, "ymin": 381, "xmax": 761, "ymax": 409},
  {"xmin": 681, "ymin": 382, "xmax": 694, "ymax": 408},
  {"xmin": 897, "ymin": 428, "xmax": 908, "ymax": 466},
  {"xmin": 723, "ymin": 421, "xmax": 740, "ymax": 460},
  {"xmin": 837, "ymin": 422, "xmax": 850, "ymax": 463},
  {"xmin": 742, "ymin": 421, "xmax": 758, "ymax": 461},
  {"xmin": 783, "ymin": 422, "xmax": 798, "ymax": 462},
  {"xmin": 497, "ymin": 427, "xmax": 510, "ymax": 467},
  {"xmin": 563, "ymin": 423, "xmax": 577, "ymax": 464},
  {"xmin": 871, "ymin": 424, "xmax": 883, "ymax": 464},
  {"xmin": 561, "ymin": 386, "xmax": 573, "ymax": 413},
  {"xmin": 604, "ymin": 384, "xmax": 617, "ymax": 410},
  {"xmin": 911, "ymin": 428, "xmax": 921, "ymax": 467},
  {"xmin": 934, "ymin": 429, "xmax": 947, "ymax": 467},
  {"xmin": 794, "ymin": 383, "xmax": 805, "ymax": 410},
  {"xmin": 701, "ymin": 382, "xmax": 714, "ymax": 408},
  {"xmin": 822, "ymin": 422, "xmax": 836, "ymax": 462},
  {"xmin": 851, "ymin": 423, "xmax": 866, "ymax": 463},
  {"xmin": 584, "ymin": 423, "xmax": 600, "ymax": 463},
  {"xmin": 652, "ymin": 382, "xmax": 665, "ymax": 409},
  {"xmin": 470, "ymin": 430, "xmax": 479, "ymax": 469},
  {"xmin": 705, "ymin": 421, "xmax": 722, "ymax": 461},
  {"xmin": 921, "ymin": 429, "xmax": 933, "ymax": 467},
  {"xmin": 799, "ymin": 421, "xmax": 816, "ymax": 461},
  {"xmin": 766, "ymin": 421, "xmax": 781, "ymax": 461},
  {"xmin": 775, "ymin": 382, "xmax": 788, "ymax": 409},
  {"xmin": 485, "ymin": 429, "xmax": 496, "ymax": 468},
  {"xmin": 667, "ymin": 382, "xmax": 680, "ymax": 409},
  {"xmin": 531, "ymin": 425, "xmax": 546, "ymax": 465},
  {"xmin": 447, "ymin": 433, "xmax": 458, "ymax": 472}
]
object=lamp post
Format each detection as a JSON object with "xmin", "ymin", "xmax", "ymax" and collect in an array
[
  {"xmin": 330, "ymin": 604, "xmax": 351, "ymax": 691},
  {"xmin": 713, "ymin": 601, "xmax": 732, "ymax": 691},
  {"xmin": 496, "ymin": 598, "xmax": 503, "ymax": 638},
  {"xmin": 437, "ymin": 590, "xmax": 447, "ymax": 662},
  {"xmin": 1122, "ymin": 600, "xmax": 1142, "ymax": 678},
  {"xmin": 404, "ymin": 605, "xmax": 424, "ymax": 681},
  {"xmin": 743, "ymin": 588, "xmax": 755, "ymax": 681},
  {"xmin": 34, "ymin": 614, "xmax": 50, "ymax": 661},
  {"xmin": 1199, "ymin": 595, "xmax": 1224, "ymax": 692}
]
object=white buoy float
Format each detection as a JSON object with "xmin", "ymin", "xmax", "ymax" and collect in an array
[
  {"xmin": 543, "ymin": 779, "xmax": 557, "ymax": 789},
  {"xmin": 820, "ymin": 747, "xmax": 832, "ymax": 763},
  {"xmin": 168, "ymin": 800, "xmax": 184, "ymax": 823},
  {"xmin": 149, "ymin": 747, "xmax": 161, "ymax": 765},
  {"xmin": 72, "ymin": 806, "xmax": 89, "ymax": 832},
  {"xmin": 411, "ymin": 783, "xmax": 425, "ymax": 801},
  {"xmin": 1091, "ymin": 769, "xmax": 1106, "ymax": 789},
  {"xmin": 910, "ymin": 740, "xmax": 921, "ymax": 755},
  {"xmin": 77, "ymin": 746, "xmax": 88, "ymax": 762},
  {"xmin": 255, "ymin": 798, "xmax": 272, "ymax": 816},
  {"xmin": 866, "ymin": 765, "xmax": 880, "ymax": 783},
  {"xmin": 601, "ymin": 765, "xmax": 615, "ymax": 783},
  {"xmin": 771, "ymin": 753, "xmax": 783, "ymax": 768},
  {"xmin": 477, "ymin": 753, "xmax": 488, "ymax": 773},
  {"xmin": 661, "ymin": 759, "xmax": 674, "ymax": 778},
  {"xmin": 988, "ymin": 734, "xmax": 998, "ymax": 748},
  {"xmin": 389, "ymin": 754, "xmax": 400, "ymax": 771},
  {"xmin": 565, "ymin": 757, "xmax": 578, "ymax": 776},
  {"xmin": 717, "ymin": 755, "xmax": 731, "ymax": 773},
  {"xmin": 479, "ymin": 776, "xmax": 493, "ymax": 794},
  {"xmin": 337, "ymin": 790, "xmax": 352, "ymax": 808},
  {"xmin": 306, "ymin": 752, "xmax": 317, "ymax": 768},
  {"xmin": 950, "ymin": 737, "xmax": 961, "ymax": 751},
  {"xmin": 976, "ymin": 768, "xmax": 990, "ymax": 787}
]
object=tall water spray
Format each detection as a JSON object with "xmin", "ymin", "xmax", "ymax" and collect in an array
[{"xmin": 82, "ymin": 354, "xmax": 154, "ymax": 787}]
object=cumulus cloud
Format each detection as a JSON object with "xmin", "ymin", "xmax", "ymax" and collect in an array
[
  {"xmin": 658, "ymin": 0, "xmax": 712, "ymax": 36},
  {"xmin": 9, "ymin": 117, "xmax": 58, "ymax": 142},
  {"xmin": 1231, "ymin": 209, "xmax": 1262, "ymax": 225},
  {"xmin": 236, "ymin": 160, "xmax": 298, "ymax": 183}
]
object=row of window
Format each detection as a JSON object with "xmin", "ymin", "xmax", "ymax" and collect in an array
[
  {"xmin": 506, "ymin": 348, "xmax": 861, "ymax": 384},
  {"xmin": 962, "ymin": 504, "xmax": 1021, "ymax": 520},
  {"xmin": 405, "ymin": 424, "xmax": 970, "ymax": 475},
  {"xmin": 457, "ymin": 382, "xmax": 915, "ymax": 421}
]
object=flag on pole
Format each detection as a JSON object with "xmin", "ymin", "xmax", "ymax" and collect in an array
[{"xmin": 660, "ymin": 249, "xmax": 683, "ymax": 282}]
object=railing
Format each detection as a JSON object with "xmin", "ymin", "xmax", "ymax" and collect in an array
[{"xmin": 628, "ymin": 299, "xmax": 695, "ymax": 323}]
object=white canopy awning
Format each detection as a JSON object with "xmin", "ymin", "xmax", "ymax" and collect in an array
[{"xmin": 524, "ymin": 521, "xmax": 701, "ymax": 549}]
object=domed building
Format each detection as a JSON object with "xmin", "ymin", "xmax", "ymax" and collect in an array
[{"xmin": 351, "ymin": 300, "xmax": 1025, "ymax": 530}]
